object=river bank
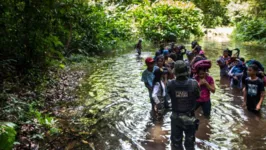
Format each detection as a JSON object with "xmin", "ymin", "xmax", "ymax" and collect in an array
[
  {"xmin": 2, "ymin": 29, "xmax": 266, "ymax": 149},
  {"xmin": 0, "ymin": 42, "xmax": 144, "ymax": 149}
]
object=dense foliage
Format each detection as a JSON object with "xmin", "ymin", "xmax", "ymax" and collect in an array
[
  {"xmin": 0, "ymin": 0, "xmax": 132, "ymax": 85},
  {"xmin": 235, "ymin": 18, "xmax": 266, "ymax": 43},
  {"xmin": 230, "ymin": 0, "xmax": 266, "ymax": 45},
  {"xmin": 0, "ymin": 0, "xmax": 133, "ymax": 148},
  {"xmin": 188, "ymin": 0, "xmax": 230, "ymax": 28},
  {"xmin": 2, "ymin": 0, "xmax": 266, "ymax": 148},
  {"xmin": 129, "ymin": 0, "xmax": 203, "ymax": 42},
  {"xmin": 0, "ymin": 122, "xmax": 16, "ymax": 150}
]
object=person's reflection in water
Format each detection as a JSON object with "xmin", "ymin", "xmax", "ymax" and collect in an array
[
  {"xmin": 136, "ymin": 53, "xmax": 143, "ymax": 62},
  {"xmin": 195, "ymin": 112, "xmax": 211, "ymax": 148},
  {"xmin": 220, "ymin": 76, "xmax": 230, "ymax": 88},
  {"xmin": 240, "ymin": 107, "xmax": 266, "ymax": 149},
  {"xmin": 142, "ymin": 116, "xmax": 168, "ymax": 150}
]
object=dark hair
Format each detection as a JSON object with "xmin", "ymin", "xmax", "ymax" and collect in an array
[
  {"xmin": 197, "ymin": 67, "xmax": 208, "ymax": 74},
  {"xmin": 170, "ymin": 53, "xmax": 177, "ymax": 61},
  {"xmin": 240, "ymin": 57, "xmax": 245, "ymax": 62},
  {"xmin": 195, "ymin": 46, "xmax": 202, "ymax": 53},
  {"xmin": 171, "ymin": 42, "xmax": 175, "ymax": 48},
  {"xmin": 160, "ymin": 43, "xmax": 165, "ymax": 50},
  {"xmin": 177, "ymin": 45, "xmax": 185, "ymax": 50},
  {"xmin": 223, "ymin": 48, "xmax": 229, "ymax": 53},
  {"xmin": 157, "ymin": 55, "xmax": 164, "ymax": 62},
  {"xmin": 224, "ymin": 48, "xmax": 233, "ymax": 57},
  {"xmin": 192, "ymin": 41, "xmax": 198, "ymax": 49},
  {"xmin": 248, "ymin": 64, "xmax": 259, "ymax": 72}
]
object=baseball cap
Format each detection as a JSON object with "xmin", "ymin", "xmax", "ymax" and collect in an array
[
  {"xmin": 163, "ymin": 50, "xmax": 169, "ymax": 55},
  {"xmin": 145, "ymin": 57, "xmax": 154, "ymax": 64}
]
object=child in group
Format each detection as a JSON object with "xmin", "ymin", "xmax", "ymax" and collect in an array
[
  {"xmin": 243, "ymin": 64, "xmax": 265, "ymax": 113},
  {"xmin": 135, "ymin": 39, "xmax": 142, "ymax": 55},
  {"xmin": 163, "ymin": 50, "xmax": 174, "ymax": 66},
  {"xmin": 217, "ymin": 49, "xmax": 231, "ymax": 77},
  {"xmin": 156, "ymin": 55, "xmax": 167, "ymax": 81},
  {"xmin": 155, "ymin": 55, "xmax": 172, "ymax": 108},
  {"xmin": 152, "ymin": 68, "xmax": 166, "ymax": 115},
  {"xmin": 141, "ymin": 57, "xmax": 158, "ymax": 110},
  {"xmin": 228, "ymin": 59, "xmax": 245, "ymax": 89},
  {"xmin": 169, "ymin": 52, "xmax": 177, "ymax": 62},
  {"xmin": 195, "ymin": 68, "xmax": 216, "ymax": 117}
]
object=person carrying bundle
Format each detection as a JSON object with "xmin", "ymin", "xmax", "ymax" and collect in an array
[
  {"xmin": 195, "ymin": 68, "xmax": 216, "ymax": 117},
  {"xmin": 228, "ymin": 59, "xmax": 245, "ymax": 89},
  {"xmin": 217, "ymin": 49, "xmax": 231, "ymax": 77},
  {"xmin": 175, "ymin": 45, "xmax": 187, "ymax": 61},
  {"xmin": 152, "ymin": 68, "xmax": 167, "ymax": 117},
  {"xmin": 190, "ymin": 52, "xmax": 211, "ymax": 78},
  {"xmin": 187, "ymin": 41, "xmax": 206, "ymax": 64}
]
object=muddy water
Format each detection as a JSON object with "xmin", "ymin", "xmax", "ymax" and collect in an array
[{"xmin": 75, "ymin": 36, "xmax": 266, "ymax": 150}]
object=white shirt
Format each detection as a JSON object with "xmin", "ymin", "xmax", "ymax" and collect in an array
[{"xmin": 152, "ymin": 81, "xmax": 166, "ymax": 104}]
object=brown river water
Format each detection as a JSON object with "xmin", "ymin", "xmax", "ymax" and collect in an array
[{"xmin": 63, "ymin": 33, "xmax": 266, "ymax": 150}]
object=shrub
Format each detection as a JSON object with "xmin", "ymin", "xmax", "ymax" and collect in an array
[
  {"xmin": 235, "ymin": 18, "xmax": 266, "ymax": 43},
  {"xmin": 129, "ymin": 0, "xmax": 203, "ymax": 42},
  {"xmin": 0, "ymin": 122, "xmax": 17, "ymax": 150}
]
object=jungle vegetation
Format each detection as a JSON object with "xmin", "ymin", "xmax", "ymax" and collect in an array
[{"xmin": 1, "ymin": 0, "xmax": 266, "ymax": 149}]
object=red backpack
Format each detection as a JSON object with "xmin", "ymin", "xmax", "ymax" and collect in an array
[{"xmin": 192, "ymin": 60, "xmax": 212, "ymax": 73}]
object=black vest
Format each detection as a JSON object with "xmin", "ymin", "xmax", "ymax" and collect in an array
[{"xmin": 168, "ymin": 79, "xmax": 197, "ymax": 113}]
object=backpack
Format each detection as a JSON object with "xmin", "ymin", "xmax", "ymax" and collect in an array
[{"xmin": 192, "ymin": 60, "xmax": 212, "ymax": 73}]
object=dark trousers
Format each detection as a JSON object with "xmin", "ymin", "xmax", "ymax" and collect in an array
[
  {"xmin": 164, "ymin": 91, "xmax": 171, "ymax": 108},
  {"xmin": 247, "ymin": 107, "xmax": 261, "ymax": 114},
  {"xmin": 196, "ymin": 100, "xmax": 211, "ymax": 117},
  {"xmin": 171, "ymin": 118, "xmax": 196, "ymax": 150},
  {"xmin": 148, "ymin": 89, "xmax": 155, "ymax": 111}
]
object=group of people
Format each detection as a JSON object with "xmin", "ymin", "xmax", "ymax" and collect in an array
[
  {"xmin": 217, "ymin": 48, "xmax": 266, "ymax": 112},
  {"xmin": 139, "ymin": 40, "xmax": 266, "ymax": 150}
]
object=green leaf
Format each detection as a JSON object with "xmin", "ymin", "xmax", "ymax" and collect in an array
[
  {"xmin": 0, "ymin": 122, "xmax": 17, "ymax": 150},
  {"xmin": 59, "ymin": 64, "xmax": 65, "ymax": 69}
]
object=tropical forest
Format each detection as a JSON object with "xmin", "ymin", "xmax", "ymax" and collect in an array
[{"xmin": 1, "ymin": 0, "xmax": 266, "ymax": 149}]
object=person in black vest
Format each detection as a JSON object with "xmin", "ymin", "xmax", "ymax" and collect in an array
[{"xmin": 167, "ymin": 60, "xmax": 200, "ymax": 150}]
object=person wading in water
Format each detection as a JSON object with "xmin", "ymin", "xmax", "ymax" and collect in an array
[
  {"xmin": 141, "ymin": 57, "xmax": 158, "ymax": 111},
  {"xmin": 167, "ymin": 60, "xmax": 200, "ymax": 150},
  {"xmin": 152, "ymin": 68, "xmax": 166, "ymax": 117},
  {"xmin": 243, "ymin": 64, "xmax": 265, "ymax": 113},
  {"xmin": 135, "ymin": 39, "xmax": 142, "ymax": 55}
]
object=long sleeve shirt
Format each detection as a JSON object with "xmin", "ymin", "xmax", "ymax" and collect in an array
[{"xmin": 152, "ymin": 81, "xmax": 166, "ymax": 104}]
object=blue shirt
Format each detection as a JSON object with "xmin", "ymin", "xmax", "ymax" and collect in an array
[{"xmin": 141, "ymin": 66, "xmax": 158, "ymax": 87}]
